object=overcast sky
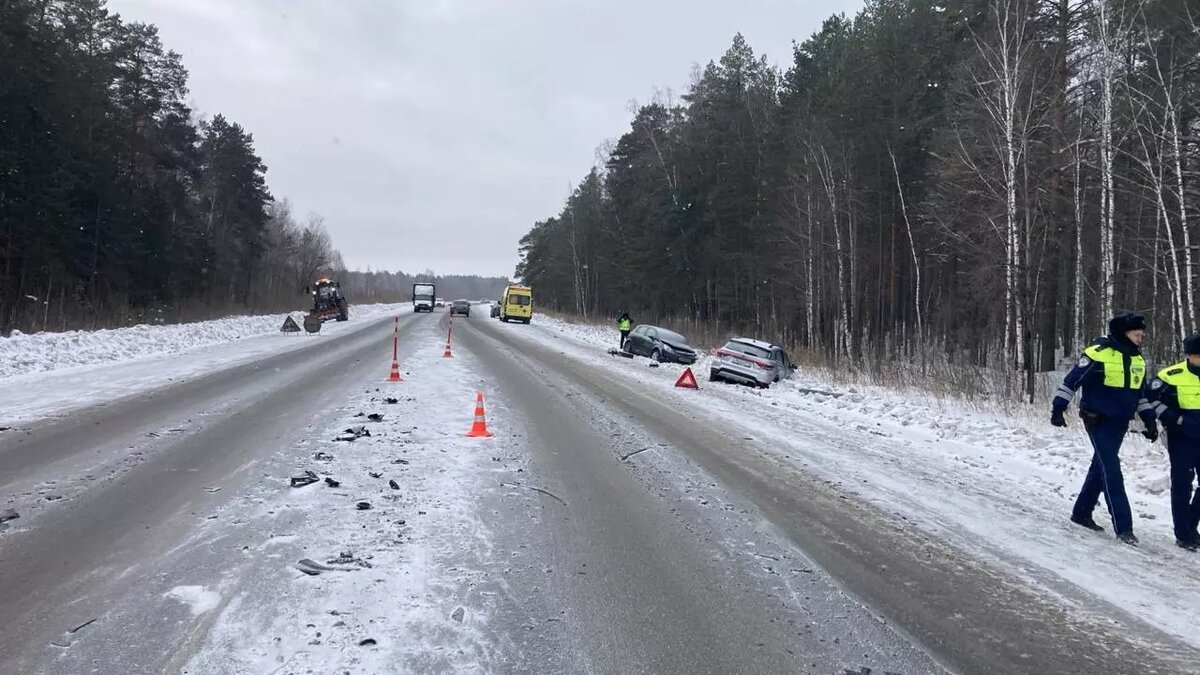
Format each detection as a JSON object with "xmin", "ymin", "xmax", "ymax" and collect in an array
[{"xmin": 107, "ymin": 0, "xmax": 860, "ymax": 278}]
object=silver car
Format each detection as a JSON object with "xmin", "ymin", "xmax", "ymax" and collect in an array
[{"xmin": 710, "ymin": 337, "xmax": 793, "ymax": 388}]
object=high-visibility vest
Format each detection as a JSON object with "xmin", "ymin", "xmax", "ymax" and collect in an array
[
  {"xmin": 1083, "ymin": 343, "xmax": 1146, "ymax": 389},
  {"xmin": 1157, "ymin": 361, "xmax": 1200, "ymax": 409},
  {"xmin": 618, "ymin": 318, "xmax": 631, "ymax": 331}
]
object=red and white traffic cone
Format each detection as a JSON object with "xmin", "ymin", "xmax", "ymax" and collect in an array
[{"xmin": 465, "ymin": 392, "xmax": 492, "ymax": 437}]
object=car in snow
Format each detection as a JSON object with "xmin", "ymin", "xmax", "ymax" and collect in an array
[
  {"xmin": 450, "ymin": 299, "xmax": 471, "ymax": 317},
  {"xmin": 624, "ymin": 325, "xmax": 698, "ymax": 365},
  {"xmin": 490, "ymin": 302, "xmax": 502, "ymax": 318},
  {"xmin": 710, "ymin": 337, "xmax": 793, "ymax": 387}
]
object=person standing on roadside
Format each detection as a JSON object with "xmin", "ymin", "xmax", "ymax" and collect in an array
[
  {"xmin": 1051, "ymin": 312, "xmax": 1158, "ymax": 546},
  {"xmin": 1146, "ymin": 333, "xmax": 1200, "ymax": 551},
  {"xmin": 618, "ymin": 311, "xmax": 632, "ymax": 350}
]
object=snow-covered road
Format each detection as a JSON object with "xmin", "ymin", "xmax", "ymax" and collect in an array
[
  {"xmin": 490, "ymin": 313, "xmax": 1200, "ymax": 663},
  {"xmin": 2, "ymin": 307, "xmax": 1198, "ymax": 673}
]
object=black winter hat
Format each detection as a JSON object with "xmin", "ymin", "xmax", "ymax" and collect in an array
[
  {"xmin": 1184, "ymin": 333, "xmax": 1200, "ymax": 355},
  {"xmin": 1109, "ymin": 312, "xmax": 1147, "ymax": 337}
]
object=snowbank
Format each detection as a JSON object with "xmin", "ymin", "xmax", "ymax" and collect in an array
[
  {"xmin": 0, "ymin": 304, "xmax": 406, "ymax": 380},
  {"xmin": 503, "ymin": 313, "xmax": 1200, "ymax": 650}
]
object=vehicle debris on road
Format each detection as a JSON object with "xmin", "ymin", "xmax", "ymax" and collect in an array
[
  {"xmin": 290, "ymin": 470, "xmax": 319, "ymax": 488},
  {"xmin": 324, "ymin": 477, "xmax": 340, "ymax": 488}
]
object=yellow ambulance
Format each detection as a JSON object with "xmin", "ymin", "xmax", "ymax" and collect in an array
[{"xmin": 499, "ymin": 285, "xmax": 533, "ymax": 323}]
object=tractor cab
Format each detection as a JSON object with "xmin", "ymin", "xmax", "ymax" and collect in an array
[
  {"xmin": 312, "ymin": 278, "xmax": 343, "ymax": 310},
  {"xmin": 304, "ymin": 278, "xmax": 350, "ymax": 332}
]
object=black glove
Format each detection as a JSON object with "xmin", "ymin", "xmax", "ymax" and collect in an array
[
  {"xmin": 1050, "ymin": 408, "xmax": 1067, "ymax": 428},
  {"xmin": 1143, "ymin": 422, "xmax": 1159, "ymax": 443}
]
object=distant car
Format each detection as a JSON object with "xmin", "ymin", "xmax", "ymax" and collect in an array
[
  {"xmin": 624, "ymin": 325, "xmax": 698, "ymax": 365},
  {"xmin": 490, "ymin": 303, "xmax": 501, "ymax": 318},
  {"xmin": 450, "ymin": 299, "xmax": 470, "ymax": 317},
  {"xmin": 435, "ymin": 298, "xmax": 446, "ymax": 308},
  {"xmin": 711, "ymin": 337, "xmax": 793, "ymax": 388}
]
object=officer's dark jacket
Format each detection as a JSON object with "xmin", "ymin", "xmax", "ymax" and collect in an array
[{"xmin": 1052, "ymin": 336, "xmax": 1155, "ymax": 425}]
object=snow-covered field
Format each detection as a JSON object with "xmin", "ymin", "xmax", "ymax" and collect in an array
[
  {"xmin": 0, "ymin": 304, "xmax": 409, "ymax": 425},
  {"xmin": 498, "ymin": 313, "xmax": 1200, "ymax": 650},
  {"xmin": 182, "ymin": 330, "xmax": 509, "ymax": 674}
]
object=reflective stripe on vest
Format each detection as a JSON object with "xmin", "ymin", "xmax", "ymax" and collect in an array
[
  {"xmin": 1083, "ymin": 344, "xmax": 1145, "ymax": 389},
  {"xmin": 618, "ymin": 319, "xmax": 630, "ymax": 331},
  {"xmin": 1157, "ymin": 361, "xmax": 1200, "ymax": 410}
]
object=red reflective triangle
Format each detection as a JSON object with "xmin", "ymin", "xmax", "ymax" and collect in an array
[{"xmin": 675, "ymin": 367, "xmax": 699, "ymax": 389}]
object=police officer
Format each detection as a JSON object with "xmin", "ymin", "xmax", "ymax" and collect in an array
[
  {"xmin": 618, "ymin": 311, "xmax": 632, "ymax": 350},
  {"xmin": 1147, "ymin": 333, "xmax": 1200, "ymax": 551},
  {"xmin": 1051, "ymin": 312, "xmax": 1158, "ymax": 546}
]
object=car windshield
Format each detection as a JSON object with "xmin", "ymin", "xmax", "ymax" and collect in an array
[
  {"xmin": 659, "ymin": 329, "xmax": 688, "ymax": 346},
  {"xmin": 725, "ymin": 341, "xmax": 771, "ymax": 360}
]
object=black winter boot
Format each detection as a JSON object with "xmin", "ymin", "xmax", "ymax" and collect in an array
[
  {"xmin": 1070, "ymin": 514, "xmax": 1105, "ymax": 532},
  {"xmin": 1116, "ymin": 531, "xmax": 1139, "ymax": 546}
]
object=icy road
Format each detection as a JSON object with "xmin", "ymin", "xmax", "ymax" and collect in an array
[{"xmin": 0, "ymin": 309, "xmax": 1197, "ymax": 673}]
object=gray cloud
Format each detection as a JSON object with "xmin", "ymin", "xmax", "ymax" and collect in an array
[{"xmin": 108, "ymin": 0, "xmax": 859, "ymax": 277}]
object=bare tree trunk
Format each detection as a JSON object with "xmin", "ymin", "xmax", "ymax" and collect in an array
[
  {"xmin": 1072, "ymin": 124, "xmax": 1086, "ymax": 353},
  {"xmin": 806, "ymin": 187, "xmax": 816, "ymax": 347},
  {"xmin": 1096, "ymin": 0, "xmax": 1119, "ymax": 317},
  {"xmin": 889, "ymin": 146, "xmax": 923, "ymax": 339}
]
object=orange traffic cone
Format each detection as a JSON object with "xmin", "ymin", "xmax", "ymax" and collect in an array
[
  {"xmin": 387, "ymin": 359, "xmax": 403, "ymax": 382},
  {"xmin": 443, "ymin": 322, "xmax": 453, "ymax": 358},
  {"xmin": 465, "ymin": 392, "xmax": 493, "ymax": 437}
]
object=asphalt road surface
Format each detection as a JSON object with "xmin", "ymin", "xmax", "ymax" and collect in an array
[
  {"xmin": 454, "ymin": 311, "xmax": 1200, "ymax": 675},
  {"xmin": 0, "ymin": 313, "xmax": 422, "ymax": 674},
  {"xmin": 2, "ymin": 307, "xmax": 1198, "ymax": 674}
]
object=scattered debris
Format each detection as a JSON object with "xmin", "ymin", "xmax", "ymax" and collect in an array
[
  {"xmin": 290, "ymin": 470, "xmax": 319, "ymax": 488},
  {"xmin": 324, "ymin": 477, "xmax": 341, "ymax": 488},
  {"xmin": 335, "ymin": 426, "xmax": 371, "ymax": 442},
  {"xmin": 392, "ymin": 458, "xmax": 409, "ymax": 465},
  {"xmin": 295, "ymin": 559, "xmax": 337, "ymax": 576},
  {"xmin": 204, "ymin": 486, "xmax": 222, "ymax": 493},
  {"xmin": 367, "ymin": 413, "xmax": 384, "ymax": 422},
  {"xmin": 358, "ymin": 638, "xmax": 377, "ymax": 646},
  {"xmin": 648, "ymin": 362, "xmax": 660, "ymax": 368},
  {"xmin": 356, "ymin": 501, "xmax": 372, "ymax": 510},
  {"xmin": 389, "ymin": 480, "xmax": 399, "ymax": 490},
  {"xmin": 328, "ymin": 551, "xmax": 373, "ymax": 569},
  {"xmin": 0, "ymin": 509, "xmax": 18, "ymax": 523},
  {"xmin": 0, "ymin": 426, "xmax": 11, "ymax": 432},
  {"xmin": 313, "ymin": 451, "xmax": 335, "ymax": 462},
  {"xmin": 69, "ymin": 618, "xmax": 98, "ymax": 634},
  {"xmin": 451, "ymin": 607, "xmax": 465, "ymax": 623},
  {"xmin": 500, "ymin": 482, "xmax": 568, "ymax": 506},
  {"xmin": 368, "ymin": 471, "xmax": 382, "ymax": 479},
  {"xmin": 44, "ymin": 494, "xmax": 62, "ymax": 502},
  {"xmin": 620, "ymin": 447, "xmax": 652, "ymax": 461},
  {"xmin": 353, "ymin": 412, "xmax": 366, "ymax": 418},
  {"xmin": 384, "ymin": 398, "xmax": 399, "ymax": 405}
]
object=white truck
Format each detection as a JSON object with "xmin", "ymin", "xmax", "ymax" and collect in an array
[{"xmin": 412, "ymin": 283, "xmax": 436, "ymax": 313}]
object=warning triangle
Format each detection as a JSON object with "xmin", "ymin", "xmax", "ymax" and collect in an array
[
  {"xmin": 675, "ymin": 367, "xmax": 699, "ymax": 389},
  {"xmin": 280, "ymin": 315, "xmax": 301, "ymax": 333}
]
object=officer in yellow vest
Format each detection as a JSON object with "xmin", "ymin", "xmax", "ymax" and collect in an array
[
  {"xmin": 1051, "ymin": 312, "xmax": 1158, "ymax": 546},
  {"xmin": 618, "ymin": 312, "xmax": 632, "ymax": 350},
  {"xmin": 1147, "ymin": 333, "xmax": 1200, "ymax": 551}
]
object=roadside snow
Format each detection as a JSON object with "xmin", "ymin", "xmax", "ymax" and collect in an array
[
  {"xmin": 165, "ymin": 586, "xmax": 221, "ymax": 617},
  {"xmin": 183, "ymin": 326, "xmax": 507, "ymax": 674},
  {"xmin": 0, "ymin": 304, "xmax": 410, "ymax": 425},
  {"xmin": 0, "ymin": 305, "xmax": 407, "ymax": 379},
  {"xmin": 498, "ymin": 313, "xmax": 1200, "ymax": 651}
]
